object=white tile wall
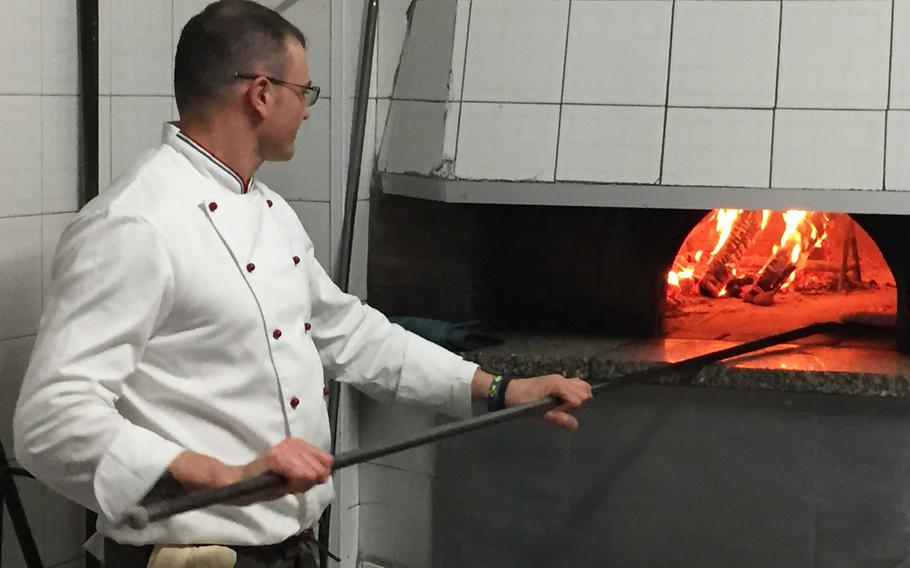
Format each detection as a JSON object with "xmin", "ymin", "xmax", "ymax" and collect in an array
[
  {"xmin": 886, "ymin": 111, "xmax": 910, "ymax": 190},
  {"xmin": 98, "ymin": 0, "xmax": 111, "ymax": 95},
  {"xmin": 455, "ymin": 103, "xmax": 559, "ymax": 181},
  {"xmin": 557, "ymin": 105, "xmax": 664, "ymax": 184},
  {"xmin": 358, "ymin": 463, "xmax": 434, "ymax": 568},
  {"xmin": 393, "ymin": 1, "xmax": 457, "ymax": 101},
  {"xmin": 462, "ymin": 0, "xmax": 569, "ymax": 103},
  {"xmin": 290, "ymin": 201, "xmax": 331, "ymax": 270},
  {"xmin": 563, "ymin": 1, "xmax": 672, "ymax": 105},
  {"xmin": 377, "ymin": 0, "xmax": 413, "ymax": 99},
  {"xmin": 99, "ymin": 96, "xmax": 112, "ymax": 190},
  {"xmin": 42, "ymin": 212, "xmax": 75, "ymax": 306},
  {"xmin": 669, "ymin": 1, "xmax": 779, "ymax": 108},
  {"xmin": 442, "ymin": 102, "xmax": 461, "ymax": 164},
  {"xmin": 449, "ymin": 0, "xmax": 472, "ymax": 101},
  {"xmin": 379, "ymin": 100, "xmax": 447, "ymax": 175},
  {"xmin": 891, "ymin": 0, "xmax": 910, "ymax": 109},
  {"xmin": 110, "ymin": 0, "xmax": 173, "ymax": 96},
  {"xmin": 772, "ymin": 110, "xmax": 886, "ymax": 190},
  {"xmin": 0, "ymin": 217, "xmax": 42, "ymax": 339},
  {"xmin": 0, "ymin": 335, "xmax": 36, "ymax": 448},
  {"xmin": 110, "ymin": 97, "xmax": 173, "ymax": 181},
  {"xmin": 42, "ymin": 1, "xmax": 79, "ymax": 96},
  {"xmin": 0, "ymin": 0, "xmax": 41, "ymax": 94},
  {"xmin": 456, "ymin": 103, "xmax": 560, "ymax": 181},
  {"xmin": 282, "ymin": 0, "xmax": 332, "ymax": 97},
  {"xmin": 778, "ymin": 0, "xmax": 891, "ymax": 110},
  {"xmin": 42, "ymin": 96, "xmax": 80, "ymax": 213},
  {"xmin": 258, "ymin": 99, "xmax": 332, "ymax": 202},
  {"xmin": 663, "ymin": 108, "xmax": 773, "ymax": 187},
  {"xmin": 0, "ymin": 96, "xmax": 42, "ymax": 217}
]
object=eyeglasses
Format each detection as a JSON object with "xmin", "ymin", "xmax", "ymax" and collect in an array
[{"xmin": 234, "ymin": 72, "xmax": 321, "ymax": 107}]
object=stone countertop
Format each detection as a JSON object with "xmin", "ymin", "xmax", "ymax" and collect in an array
[{"xmin": 461, "ymin": 332, "xmax": 910, "ymax": 398}]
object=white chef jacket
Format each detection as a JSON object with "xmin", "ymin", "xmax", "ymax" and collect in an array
[{"xmin": 14, "ymin": 123, "xmax": 478, "ymax": 546}]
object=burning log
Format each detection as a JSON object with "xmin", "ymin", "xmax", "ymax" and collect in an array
[
  {"xmin": 743, "ymin": 211, "xmax": 828, "ymax": 306},
  {"xmin": 698, "ymin": 210, "xmax": 762, "ymax": 297}
]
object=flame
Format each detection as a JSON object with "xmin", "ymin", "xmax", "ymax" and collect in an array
[{"xmin": 667, "ymin": 209, "xmax": 831, "ymax": 299}]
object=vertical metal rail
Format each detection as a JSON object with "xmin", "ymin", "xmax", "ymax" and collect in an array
[{"xmin": 319, "ymin": 0, "xmax": 380, "ymax": 565}]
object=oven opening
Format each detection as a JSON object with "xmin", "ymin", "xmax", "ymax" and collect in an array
[{"xmin": 665, "ymin": 209, "xmax": 896, "ymax": 342}]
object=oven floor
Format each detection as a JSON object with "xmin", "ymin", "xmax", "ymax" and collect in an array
[{"xmin": 665, "ymin": 285, "xmax": 896, "ymax": 346}]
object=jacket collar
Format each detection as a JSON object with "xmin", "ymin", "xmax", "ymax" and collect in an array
[{"xmin": 163, "ymin": 122, "xmax": 255, "ymax": 195}]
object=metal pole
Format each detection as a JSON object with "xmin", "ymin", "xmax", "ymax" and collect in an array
[
  {"xmin": 124, "ymin": 321, "xmax": 842, "ymax": 530},
  {"xmin": 319, "ymin": 0, "xmax": 379, "ymax": 563}
]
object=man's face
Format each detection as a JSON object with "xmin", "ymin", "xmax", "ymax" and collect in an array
[{"xmin": 261, "ymin": 38, "xmax": 312, "ymax": 162}]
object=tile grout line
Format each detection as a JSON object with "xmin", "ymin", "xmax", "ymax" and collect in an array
[
  {"xmin": 769, "ymin": 0, "xmax": 784, "ymax": 189},
  {"xmin": 658, "ymin": 0, "xmax": 677, "ymax": 185},
  {"xmin": 883, "ymin": 0, "xmax": 896, "ymax": 191},
  {"xmin": 452, "ymin": 0, "xmax": 473, "ymax": 169},
  {"xmin": 553, "ymin": 1, "xmax": 573, "ymax": 183}
]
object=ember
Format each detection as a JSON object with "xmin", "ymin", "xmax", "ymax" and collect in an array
[{"xmin": 667, "ymin": 210, "xmax": 888, "ymax": 307}]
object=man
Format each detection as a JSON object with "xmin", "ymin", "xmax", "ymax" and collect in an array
[{"xmin": 14, "ymin": 1, "xmax": 592, "ymax": 566}]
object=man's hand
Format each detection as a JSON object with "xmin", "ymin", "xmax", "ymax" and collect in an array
[
  {"xmin": 504, "ymin": 374, "xmax": 593, "ymax": 430},
  {"xmin": 165, "ymin": 438, "xmax": 333, "ymax": 504}
]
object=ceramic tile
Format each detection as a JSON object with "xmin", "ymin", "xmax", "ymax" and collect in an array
[
  {"xmin": 0, "ymin": 217, "xmax": 42, "ymax": 339},
  {"xmin": 358, "ymin": 463, "xmax": 433, "ymax": 568},
  {"xmin": 455, "ymin": 102, "xmax": 560, "ymax": 181},
  {"xmin": 289, "ymin": 201, "xmax": 331, "ymax": 270},
  {"xmin": 564, "ymin": 1, "xmax": 672, "ymax": 105},
  {"xmin": 0, "ymin": 0, "xmax": 41, "ymax": 94},
  {"xmin": 669, "ymin": 0, "xmax": 779, "ymax": 107},
  {"xmin": 110, "ymin": 0, "xmax": 173, "ymax": 95},
  {"xmin": 778, "ymin": 0, "xmax": 891, "ymax": 109},
  {"xmin": 891, "ymin": 0, "xmax": 910, "ymax": 108},
  {"xmin": 0, "ymin": 96, "xmax": 42, "ymax": 217},
  {"xmin": 110, "ymin": 97, "xmax": 172, "ymax": 180},
  {"xmin": 449, "ymin": 0, "xmax": 472, "ymax": 101},
  {"xmin": 0, "ymin": 335, "xmax": 36, "ymax": 450},
  {"xmin": 557, "ymin": 105, "xmax": 664, "ymax": 184},
  {"xmin": 376, "ymin": 0, "xmax": 412, "ymax": 98},
  {"xmin": 378, "ymin": 100, "xmax": 446, "ymax": 175},
  {"xmin": 282, "ymin": 0, "xmax": 332, "ymax": 97},
  {"xmin": 99, "ymin": 96, "xmax": 112, "ymax": 191},
  {"xmin": 462, "ymin": 0, "xmax": 570, "ymax": 103},
  {"xmin": 42, "ymin": 0, "xmax": 79, "ymax": 95},
  {"xmin": 772, "ymin": 110, "xmax": 885, "ymax": 190},
  {"xmin": 40, "ymin": 491, "xmax": 85, "ymax": 566},
  {"xmin": 350, "ymin": 199, "xmax": 370, "ymax": 300},
  {"xmin": 358, "ymin": 399, "xmax": 437, "ymax": 476},
  {"xmin": 42, "ymin": 212, "xmax": 75, "ymax": 308},
  {"xmin": 886, "ymin": 111, "xmax": 910, "ymax": 190},
  {"xmin": 98, "ymin": 0, "xmax": 111, "ymax": 95},
  {"xmin": 393, "ymin": 0, "xmax": 457, "ymax": 101},
  {"xmin": 663, "ymin": 108, "xmax": 773, "ymax": 187},
  {"xmin": 42, "ymin": 96, "xmax": 80, "ymax": 213},
  {"xmin": 257, "ymin": 99, "xmax": 332, "ymax": 202}
]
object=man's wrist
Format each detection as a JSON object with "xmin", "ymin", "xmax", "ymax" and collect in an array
[{"xmin": 486, "ymin": 375, "xmax": 512, "ymax": 412}]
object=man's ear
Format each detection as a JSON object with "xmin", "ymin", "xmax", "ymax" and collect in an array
[{"xmin": 244, "ymin": 77, "xmax": 271, "ymax": 119}]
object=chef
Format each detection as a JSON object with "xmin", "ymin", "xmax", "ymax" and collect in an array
[{"xmin": 13, "ymin": 1, "xmax": 592, "ymax": 566}]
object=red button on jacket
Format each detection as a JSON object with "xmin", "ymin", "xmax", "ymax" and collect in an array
[
  {"xmin": 293, "ymin": 256, "xmax": 300, "ymax": 266},
  {"xmin": 208, "ymin": 202, "xmax": 218, "ymax": 212},
  {"xmin": 290, "ymin": 396, "xmax": 300, "ymax": 409},
  {"xmin": 273, "ymin": 329, "xmax": 282, "ymax": 339},
  {"xmin": 304, "ymin": 322, "xmax": 312, "ymax": 332},
  {"xmin": 246, "ymin": 263, "xmax": 255, "ymax": 273},
  {"xmin": 267, "ymin": 199, "xmax": 273, "ymax": 208}
]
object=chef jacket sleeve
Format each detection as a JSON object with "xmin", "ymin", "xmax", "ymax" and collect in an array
[
  {"xmin": 14, "ymin": 211, "xmax": 185, "ymax": 523},
  {"xmin": 301, "ymin": 232, "xmax": 478, "ymax": 418}
]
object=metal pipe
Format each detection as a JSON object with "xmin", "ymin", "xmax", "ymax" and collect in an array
[
  {"xmin": 123, "ymin": 320, "xmax": 842, "ymax": 530},
  {"xmin": 77, "ymin": 0, "xmax": 99, "ymax": 206},
  {"xmin": 319, "ymin": 0, "xmax": 380, "ymax": 563}
]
